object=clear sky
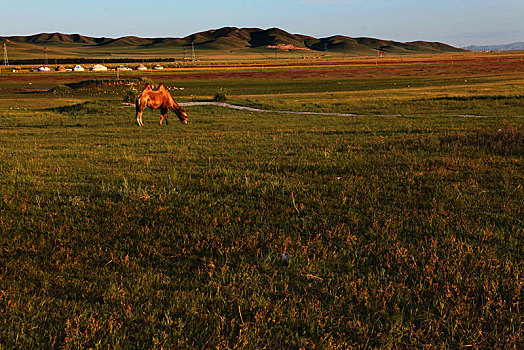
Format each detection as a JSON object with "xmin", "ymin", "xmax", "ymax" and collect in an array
[{"xmin": 0, "ymin": 0, "xmax": 522, "ymax": 46}]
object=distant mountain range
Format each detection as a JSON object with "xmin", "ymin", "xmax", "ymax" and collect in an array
[
  {"xmin": 0, "ymin": 27, "xmax": 465, "ymax": 59},
  {"xmin": 465, "ymin": 42, "xmax": 524, "ymax": 51}
]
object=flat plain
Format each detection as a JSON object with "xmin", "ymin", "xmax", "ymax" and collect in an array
[{"xmin": 0, "ymin": 53, "xmax": 523, "ymax": 348}]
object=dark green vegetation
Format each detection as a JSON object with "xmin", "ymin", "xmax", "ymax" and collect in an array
[
  {"xmin": 1, "ymin": 27, "xmax": 464, "ymax": 61},
  {"xmin": 0, "ymin": 56, "xmax": 523, "ymax": 348}
]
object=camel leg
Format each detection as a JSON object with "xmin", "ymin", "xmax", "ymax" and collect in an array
[
  {"xmin": 159, "ymin": 108, "xmax": 168, "ymax": 125},
  {"xmin": 135, "ymin": 105, "xmax": 141, "ymax": 126},
  {"xmin": 136, "ymin": 97, "xmax": 147, "ymax": 127},
  {"xmin": 136, "ymin": 110, "xmax": 144, "ymax": 127}
]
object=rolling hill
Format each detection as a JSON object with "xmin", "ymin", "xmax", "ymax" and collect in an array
[
  {"xmin": 0, "ymin": 27, "xmax": 465, "ymax": 60},
  {"xmin": 466, "ymin": 42, "xmax": 524, "ymax": 52}
]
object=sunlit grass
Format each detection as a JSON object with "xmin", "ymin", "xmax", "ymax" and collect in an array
[{"xmin": 0, "ymin": 58, "xmax": 522, "ymax": 348}]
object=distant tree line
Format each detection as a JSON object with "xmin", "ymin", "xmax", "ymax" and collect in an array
[{"xmin": 8, "ymin": 58, "xmax": 178, "ymax": 65}]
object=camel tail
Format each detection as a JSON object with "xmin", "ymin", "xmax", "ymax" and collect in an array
[
  {"xmin": 136, "ymin": 93, "xmax": 147, "ymax": 113},
  {"xmin": 135, "ymin": 94, "xmax": 141, "ymax": 112}
]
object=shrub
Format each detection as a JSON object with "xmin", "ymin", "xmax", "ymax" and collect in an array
[
  {"xmin": 123, "ymin": 89, "xmax": 137, "ymax": 104},
  {"xmin": 213, "ymin": 93, "xmax": 227, "ymax": 102}
]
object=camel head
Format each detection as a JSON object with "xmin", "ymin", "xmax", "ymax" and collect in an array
[{"xmin": 176, "ymin": 106, "xmax": 188, "ymax": 124}]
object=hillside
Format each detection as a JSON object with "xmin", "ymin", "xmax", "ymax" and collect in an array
[
  {"xmin": 0, "ymin": 27, "xmax": 465, "ymax": 60},
  {"xmin": 466, "ymin": 42, "xmax": 524, "ymax": 51}
]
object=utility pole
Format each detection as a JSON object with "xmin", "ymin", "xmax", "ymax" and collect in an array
[
  {"xmin": 191, "ymin": 41, "xmax": 195, "ymax": 62},
  {"xmin": 44, "ymin": 46, "xmax": 48, "ymax": 66},
  {"xmin": 3, "ymin": 42, "xmax": 9, "ymax": 67}
]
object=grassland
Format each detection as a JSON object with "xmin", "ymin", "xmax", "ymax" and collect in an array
[{"xmin": 0, "ymin": 54, "xmax": 523, "ymax": 348}]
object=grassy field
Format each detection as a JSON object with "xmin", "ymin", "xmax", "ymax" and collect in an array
[{"xmin": 0, "ymin": 54, "xmax": 523, "ymax": 348}]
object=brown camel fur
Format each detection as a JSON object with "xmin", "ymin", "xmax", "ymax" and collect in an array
[{"xmin": 135, "ymin": 83, "xmax": 188, "ymax": 126}]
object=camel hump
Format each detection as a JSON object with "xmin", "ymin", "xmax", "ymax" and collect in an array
[
  {"xmin": 158, "ymin": 83, "xmax": 167, "ymax": 91},
  {"xmin": 143, "ymin": 83, "xmax": 153, "ymax": 91}
]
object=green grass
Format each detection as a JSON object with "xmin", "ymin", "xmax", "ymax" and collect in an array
[{"xmin": 0, "ymin": 62, "xmax": 523, "ymax": 348}]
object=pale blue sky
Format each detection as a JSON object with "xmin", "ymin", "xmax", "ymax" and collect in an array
[{"xmin": 0, "ymin": 0, "xmax": 522, "ymax": 46}]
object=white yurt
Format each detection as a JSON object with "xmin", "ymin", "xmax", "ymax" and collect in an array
[
  {"xmin": 90, "ymin": 64, "xmax": 108, "ymax": 72},
  {"xmin": 136, "ymin": 64, "xmax": 147, "ymax": 71},
  {"xmin": 38, "ymin": 66, "xmax": 51, "ymax": 72},
  {"xmin": 153, "ymin": 65, "xmax": 164, "ymax": 70},
  {"xmin": 73, "ymin": 65, "xmax": 85, "ymax": 72}
]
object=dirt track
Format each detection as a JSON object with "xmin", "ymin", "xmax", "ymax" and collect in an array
[
  {"xmin": 177, "ymin": 101, "xmax": 504, "ymax": 119},
  {"xmin": 179, "ymin": 101, "xmax": 358, "ymax": 116}
]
